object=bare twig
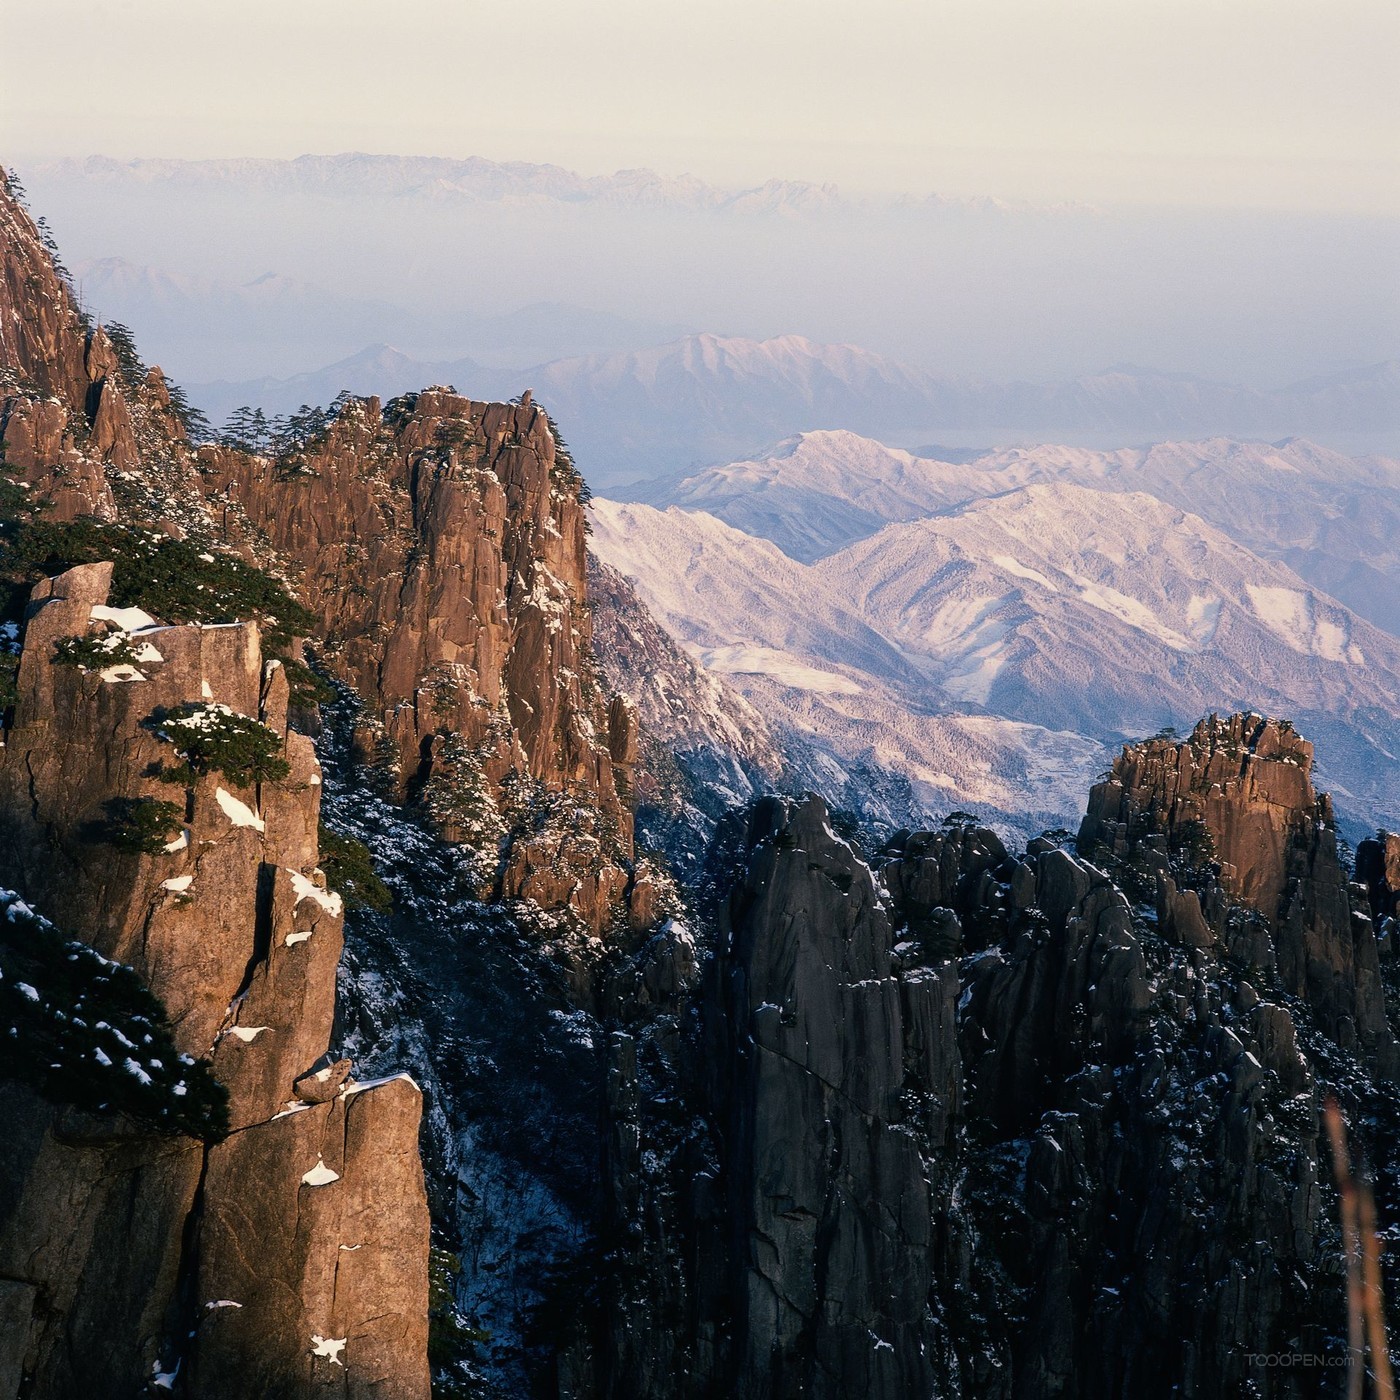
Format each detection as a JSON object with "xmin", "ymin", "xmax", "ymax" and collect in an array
[{"xmin": 1326, "ymin": 1096, "xmax": 1395, "ymax": 1400}]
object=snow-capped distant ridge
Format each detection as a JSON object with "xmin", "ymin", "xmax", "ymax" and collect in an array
[
  {"xmin": 540, "ymin": 331, "xmax": 924, "ymax": 386},
  {"xmin": 521, "ymin": 335, "xmax": 1400, "ymax": 483},
  {"xmin": 656, "ymin": 429, "xmax": 972, "ymax": 562}
]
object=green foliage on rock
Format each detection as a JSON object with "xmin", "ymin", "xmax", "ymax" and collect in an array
[
  {"xmin": 150, "ymin": 702, "xmax": 290, "ymax": 788},
  {"xmin": 50, "ymin": 630, "xmax": 144, "ymax": 671},
  {"xmin": 102, "ymin": 796, "xmax": 187, "ymax": 855},
  {"xmin": 282, "ymin": 657, "xmax": 336, "ymax": 709},
  {"xmin": 543, "ymin": 413, "xmax": 591, "ymax": 503},
  {"xmin": 160, "ymin": 379, "xmax": 212, "ymax": 443},
  {"xmin": 0, "ymin": 888, "xmax": 229, "ymax": 1141},
  {"xmin": 318, "ymin": 822, "xmax": 393, "ymax": 914},
  {"xmin": 0, "ymin": 516, "xmax": 316, "ymax": 651},
  {"xmin": 423, "ymin": 732, "xmax": 508, "ymax": 861},
  {"xmin": 100, "ymin": 321, "xmax": 146, "ymax": 390}
]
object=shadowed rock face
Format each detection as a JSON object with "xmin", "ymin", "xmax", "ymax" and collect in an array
[
  {"xmin": 0, "ymin": 565, "xmax": 429, "ymax": 1398},
  {"xmin": 702, "ymin": 795, "xmax": 953, "ymax": 1399},
  {"xmin": 1357, "ymin": 830, "xmax": 1400, "ymax": 931},
  {"xmin": 571, "ymin": 748, "xmax": 1397, "ymax": 1400}
]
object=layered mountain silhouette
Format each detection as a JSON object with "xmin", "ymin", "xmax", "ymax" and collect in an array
[{"xmin": 185, "ymin": 335, "xmax": 1400, "ymax": 487}]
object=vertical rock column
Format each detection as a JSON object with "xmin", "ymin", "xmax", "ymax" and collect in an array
[
  {"xmin": 702, "ymin": 795, "xmax": 952, "ymax": 1400},
  {"xmin": 0, "ymin": 564, "xmax": 430, "ymax": 1398}
]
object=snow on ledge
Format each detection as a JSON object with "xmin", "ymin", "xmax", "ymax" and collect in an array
[
  {"xmin": 215, "ymin": 787, "xmax": 265, "ymax": 833},
  {"xmin": 284, "ymin": 929, "xmax": 313, "ymax": 947},
  {"xmin": 91, "ymin": 603, "xmax": 159, "ymax": 632},
  {"xmin": 301, "ymin": 1157, "xmax": 341, "ymax": 1187},
  {"xmin": 227, "ymin": 1025, "xmax": 270, "ymax": 1043},
  {"xmin": 287, "ymin": 868, "xmax": 343, "ymax": 919},
  {"xmin": 341, "ymin": 1071, "xmax": 422, "ymax": 1098},
  {"xmin": 160, "ymin": 875, "xmax": 194, "ymax": 893}
]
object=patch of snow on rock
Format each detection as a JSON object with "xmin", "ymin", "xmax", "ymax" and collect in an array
[
  {"xmin": 309, "ymin": 1334, "xmax": 346, "ymax": 1365},
  {"xmin": 301, "ymin": 1158, "xmax": 341, "ymax": 1187},
  {"xmin": 215, "ymin": 787, "xmax": 265, "ymax": 832},
  {"xmin": 287, "ymin": 868, "xmax": 343, "ymax": 918}
]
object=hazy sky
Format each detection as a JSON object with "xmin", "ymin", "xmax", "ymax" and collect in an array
[{"xmin": 6, "ymin": 0, "xmax": 1397, "ymax": 212}]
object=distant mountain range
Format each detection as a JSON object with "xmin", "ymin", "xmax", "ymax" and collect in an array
[
  {"xmin": 589, "ymin": 432, "xmax": 1400, "ymax": 838},
  {"xmin": 28, "ymin": 151, "xmax": 1396, "ymax": 418},
  {"xmin": 184, "ymin": 333, "xmax": 1400, "ymax": 488},
  {"xmin": 40, "ymin": 153, "xmax": 1072, "ymax": 218}
]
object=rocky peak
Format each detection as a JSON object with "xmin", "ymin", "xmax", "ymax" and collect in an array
[
  {"xmin": 1080, "ymin": 711, "xmax": 1396, "ymax": 1072},
  {"xmin": 199, "ymin": 390, "xmax": 637, "ymax": 934},
  {"xmin": 1, "ymin": 172, "xmax": 212, "ymax": 532},
  {"xmin": 0, "ymin": 169, "xmax": 91, "ymax": 413},
  {"xmin": 1081, "ymin": 712, "xmax": 1316, "ymax": 914}
]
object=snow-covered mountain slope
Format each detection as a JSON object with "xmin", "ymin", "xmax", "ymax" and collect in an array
[
  {"xmin": 818, "ymin": 484, "xmax": 1400, "ymax": 805},
  {"xmin": 588, "ymin": 499, "xmax": 1111, "ymax": 835},
  {"xmin": 653, "ymin": 430, "xmax": 1001, "ymax": 561},
  {"xmin": 586, "ymin": 554, "xmax": 787, "ymax": 867},
  {"xmin": 982, "ymin": 436, "xmax": 1400, "ymax": 637},
  {"xmin": 590, "ymin": 486, "xmax": 1400, "ymax": 835},
  {"xmin": 586, "ymin": 499, "xmax": 928, "ymax": 695},
  {"xmin": 659, "ymin": 430, "xmax": 1400, "ymax": 636}
]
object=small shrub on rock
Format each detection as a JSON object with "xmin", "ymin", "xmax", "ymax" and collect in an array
[
  {"xmin": 51, "ymin": 631, "xmax": 144, "ymax": 671},
  {"xmin": 103, "ymin": 796, "xmax": 187, "ymax": 855},
  {"xmin": 318, "ymin": 823, "xmax": 392, "ymax": 914},
  {"xmin": 150, "ymin": 702, "xmax": 290, "ymax": 788}
]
